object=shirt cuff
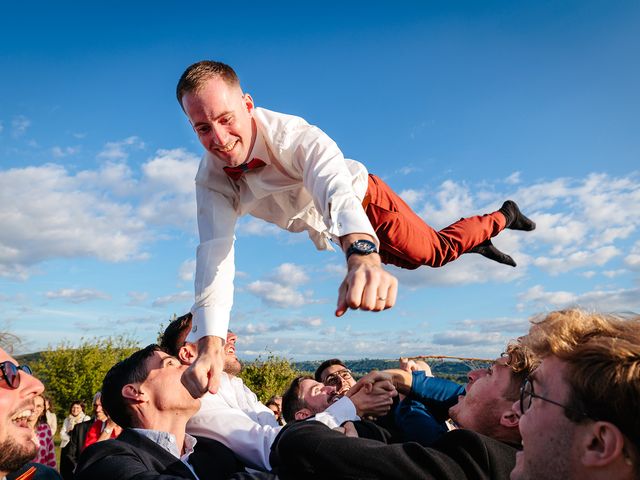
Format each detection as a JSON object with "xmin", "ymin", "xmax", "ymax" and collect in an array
[
  {"xmin": 187, "ymin": 304, "xmax": 230, "ymax": 342},
  {"xmin": 329, "ymin": 208, "xmax": 379, "ymax": 248}
]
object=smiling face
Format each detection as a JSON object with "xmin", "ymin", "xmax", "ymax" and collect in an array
[
  {"xmin": 0, "ymin": 348, "xmax": 45, "ymax": 476},
  {"xmin": 223, "ymin": 331, "xmax": 242, "ymax": 376},
  {"xmin": 182, "ymin": 76, "xmax": 256, "ymax": 168},
  {"xmin": 298, "ymin": 379, "xmax": 340, "ymax": 415},
  {"xmin": 320, "ymin": 365, "xmax": 356, "ymax": 395},
  {"xmin": 510, "ymin": 356, "xmax": 578, "ymax": 480},
  {"xmin": 27, "ymin": 394, "xmax": 45, "ymax": 428},
  {"xmin": 70, "ymin": 403, "xmax": 83, "ymax": 417},
  {"xmin": 448, "ymin": 357, "xmax": 518, "ymax": 439}
]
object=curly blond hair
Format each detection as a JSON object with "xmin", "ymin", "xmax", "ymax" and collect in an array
[{"xmin": 525, "ymin": 309, "xmax": 640, "ymax": 446}]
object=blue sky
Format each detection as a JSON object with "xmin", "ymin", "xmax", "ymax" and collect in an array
[{"xmin": 1, "ymin": 1, "xmax": 639, "ymax": 361}]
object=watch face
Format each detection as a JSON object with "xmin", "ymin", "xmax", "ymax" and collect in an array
[{"xmin": 353, "ymin": 240, "xmax": 376, "ymax": 253}]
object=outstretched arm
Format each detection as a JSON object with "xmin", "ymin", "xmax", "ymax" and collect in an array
[{"xmin": 336, "ymin": 233, "xmax": 398, "ymax": 316}]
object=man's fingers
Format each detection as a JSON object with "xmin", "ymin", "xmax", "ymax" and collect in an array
[
  {"xmin": 207, "ymin": 371, "xmax": 221, "ymax": 394},
  {"xmin": 383, "ymin": 276, "xmax": 398, "ymax": 310},
  {"xmin": 335, "ymin": 280, "xmax": 349, "ymax": 317},
  {"xmin": 343, "ymin": 422, "xmax": 359, "ymax": 438},
  {"xmin": 181, "ymin": 365, "xmax": 208, "ymax": 399}
]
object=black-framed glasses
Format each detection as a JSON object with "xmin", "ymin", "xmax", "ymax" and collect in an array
[
  {"xmin": 519, "ymin": 376, "xmax": 590, "ymax": 419},
  {"xmin": 324, "ymin": 368, "xmax": 354, "ymax": 388},
  {"xmin": 0, "ymin": 361, "xmax": 32, "ymax": 389}
]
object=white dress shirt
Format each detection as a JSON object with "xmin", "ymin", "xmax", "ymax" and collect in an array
[
  {"xmin": 188, "ymin": 107, "xmax": 378, "ymax": 342},
  {"xmin": 185, "ymin": 372, "xmax": 358, "ymax": 471}
]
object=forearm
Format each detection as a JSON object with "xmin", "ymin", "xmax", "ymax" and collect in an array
[{"xmin": 384, "ymin": 369, "xmax": 413, "ymax": 396}]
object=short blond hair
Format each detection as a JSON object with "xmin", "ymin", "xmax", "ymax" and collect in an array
[
  {"xmin": 176, "ymin": 60, "xmax": 240, "ymax": 107},
  {"xmin": 525, "ymin": 309, "xmax": 640, "ymax": 446}
]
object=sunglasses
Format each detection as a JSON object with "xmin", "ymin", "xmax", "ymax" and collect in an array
[{"xmin": 0, "ymin": 361, "xmax": 33, "ymax": 389}]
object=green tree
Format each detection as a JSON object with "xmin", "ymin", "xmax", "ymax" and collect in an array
[
  {"xmin": 239, "ymin": 354, "xmax": 300, "ymax": 403},
  {"xmin": 32, "ymin": 336, "xmax": 140, "ymax": 418}
]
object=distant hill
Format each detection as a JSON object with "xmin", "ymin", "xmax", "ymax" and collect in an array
[{"xmin": 294, "ymin": 358, "xmax": 487, "ymax": 384}]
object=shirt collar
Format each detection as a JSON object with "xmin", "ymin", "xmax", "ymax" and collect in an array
[
  {"xmin": 246, "ymin": 126, "xmax": 270, "ymax": 166},
  {"xmin": 132, "ymin": 428, "xmax": 198, "ymax": 460}
]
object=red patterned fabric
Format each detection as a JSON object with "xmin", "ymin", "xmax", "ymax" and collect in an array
[{"xmin": 33, "ymin": 423, "xmax": 56, "ymax": 468}]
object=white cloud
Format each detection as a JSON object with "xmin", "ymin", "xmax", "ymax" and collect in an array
[
  {"xmin": 393, "ymin": 252, "xmax": 525, "ymax": 288},
  {"xmin": 97, "ymin": 136, "xmax": 145, "ymax": 161},
  {"xmin": 137, "ymin": 148, "xmax": 200, "ymax": 229},
  {"xmin": 179, "ymin": 259, "xmax": 196, "ymax": 282},
  {"xmin": 504, "ymin": 172, "xmax": 521, "ymax": 185},
  {"xmin": 270, "ymin": 263, "xmax": 309, "ymax": 286},
  {"xmin": 126, "ymin": 291, "xmax": 148, "ymax": 306},
  {"xmin": 151, "ymin": 291, "xmax": 192, "ymax": 308},
  {"xmin": 51, "ymin": 146, "xmax": 80, "ymax": 158},
  {"xmin": 0, "ymin": 121, "xmax": 4, "ymax": 134},
  {"xmin": 532, "ymin": 246, "xmax": 620, "ymax": 275},
  {"xmin": 602, "ymin": 269, "xmax": 626, "ymax": 278},
  {"xmin": 432, "ymin": 330, "xmax": 504, "ymax": 346},
  {"xmin": 244, "ymin": 263, "xmax": 316, "ymax": 307},
  {"xmin": 0, "ymin": 163, "xmax": 149, "ymax": 279},
  {"xmin": 11, "ymin": 115, "xmax": 30, "ymax": 137},
  {"xmin": 396, "ymin": 166, "xmax": 419, "ymax": 175},
  {"xmin": 518, "ymin": 284, "xmax": 640, "ymax": 312},
  {"xmin": 398, "ymin": 189, "xmax": 425, "ymax": 209},
  {"xmin": 45, "ymin": 288, "xmax": 111, "ymax": 303},
  {"xmin": 625, "ymin": 241, "xmax": 640, "ymax": 270},
  {"xmin": 234, "ymin": 316, "xmax": 323, "ymax": 336},
  {"xmin": 236, "ymin": 217, "xmax": 282, "ymax": 237},
  {"xmin": 245, "ymin": 280, "xmax": 314, "ymax": 308}
]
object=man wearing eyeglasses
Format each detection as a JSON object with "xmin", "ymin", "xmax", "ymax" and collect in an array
[
  {"xmin": 511, "ymin": 309, "xmax": 639, "ymax": 480},
  {"xmin": 0, "ymin": 347, "xmax": 46, "ymax": 478}
]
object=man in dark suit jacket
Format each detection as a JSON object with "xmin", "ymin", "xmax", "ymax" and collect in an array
[
  {"xmin": 74, "ymin": 344, "xmax": 273, "ymax": 480},
  {"xmin": 272, "ymin": 419, "xmax": 517, "ymax": 480}
]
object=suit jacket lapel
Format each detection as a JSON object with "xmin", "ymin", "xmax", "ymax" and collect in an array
[{"xmin": 118, "ymin": 429, "xmax": 197, "ymax": 479}]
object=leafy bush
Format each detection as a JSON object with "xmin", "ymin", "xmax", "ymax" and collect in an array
[
  {"xmin": 31, "ymin": 336, "xmax": 140, "ymax": 418},
  {"xmin": 239, "ymin": 354, "xmax": 301, "ymax": 403}
]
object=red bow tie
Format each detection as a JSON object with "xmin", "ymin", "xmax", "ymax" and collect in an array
[{"xmin": 223, "ymin": 158, "xmax": 266, "ymax": 181}]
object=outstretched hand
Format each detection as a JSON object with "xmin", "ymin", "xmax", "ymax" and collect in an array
[
  {"xmin": 181, "ymin": 335, "xmax": 225, "ymax": 398},
  {"xmin": 335, "ymin": 252, "xmax": 398, "ymax": 317}
]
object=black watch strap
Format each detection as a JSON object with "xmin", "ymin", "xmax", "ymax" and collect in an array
[{"xmin": 346, "ymin": 239, "xmax": 378, "ymax": 260}]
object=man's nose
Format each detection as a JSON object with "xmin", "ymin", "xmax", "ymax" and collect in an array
[
  {"xmin": 322, "ymin": 385, "xmax": 336, "ymax": 394},
  {"xmin": 211, "ymin": 124, "xmax": 228, "ymax": 146},
  {"xmin": 467, "ymin": 368, "xmax": 485, "ymax": 384},
  {"xmin": 511, "ymin": 399, "xmax": 522, "ymax": 418}
]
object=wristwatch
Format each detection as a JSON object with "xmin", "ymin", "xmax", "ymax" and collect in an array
[{"xmin": 346, "ymin": 239, "xmax": 378, "ymax": 260}]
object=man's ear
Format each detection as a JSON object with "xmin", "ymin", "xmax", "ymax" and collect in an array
[
  {"xmin": 294, "ymin": 408, "xmax": 312, "ymax": 421},
  {"xmin": 122, "ymin": 384, "xmax": 145, "ymax": 403},
  {"xmin": 580, "ymin": 422, "xmax": 628, "ymax": 468},
  {"xmin": 243, "ymin": 93, "xmax": 254, "ymax": 115},
  {"xmin": 499, "ymin": 408, "xmax": 520, "ymax": 429},
  {"xmin": 178, "ymin": 343, "xmax": 197, "ymax": 365}
]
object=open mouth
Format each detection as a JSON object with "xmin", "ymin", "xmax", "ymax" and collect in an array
[
  {"xmin": 328, "ymin": 392, "xmax": 342, "ymax": 405},
  {"xmin": 216, "ymin": 139, "xmax": 238, "ymax": 153},
  {"xmin": 10, "ymin": 409, "xmax": 33, "ymax": 429}
]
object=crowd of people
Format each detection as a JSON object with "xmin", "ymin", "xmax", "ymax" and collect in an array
[
  {"xmin": 1, "ymin": 308, "xmax": 638, "ymax": 480},
  {"xmin": 1, "ymin": 61, "xmax": 638, "ymax": 479}
]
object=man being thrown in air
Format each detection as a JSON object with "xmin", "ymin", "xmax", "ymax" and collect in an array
[{"xmin": 176, "ymin": 60, "xmax": 536, "ymax": 398}]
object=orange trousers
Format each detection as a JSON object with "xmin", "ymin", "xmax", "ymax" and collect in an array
[{"xmin": 364, "ymin": 174, "xmax": 506, "ymax": 270}]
